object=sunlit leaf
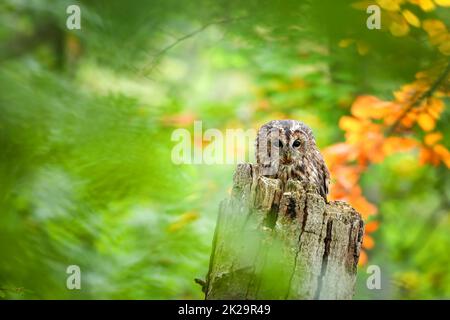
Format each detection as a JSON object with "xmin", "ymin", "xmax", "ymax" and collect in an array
[
  {"xmin": 390, "ymin": 19, "xmax": 410, "ymax": 36},
  {"xmin": 434, "ymin": 0, "xmax": 450, "ymax": 6},
  {"xmin": 422, "ymin": 19, "xmax": 447, "ymax": 37},
  {"xmin": 409, "ymin": 0, "xmax": 436, "ymax": 11},
  {"xmin": 351, "ymin": 95, "xmax": 395, "ymax": 119},
  {"xmin": 433, "ymin": 145, "xmax": 450, "ymax": 168},
  {"xmin": 424, "ymin": 132, "xmax": 443, "ymax": 146},
  {"xmin": 417, "ymin": 112, "xmax": 435, "ymax": 131},
  {"xmin": 377, "ymin": 0, "xmax": 402, "ymax": 11},
  {"xmin": 339, "ymin": 116, "xmax": 363, "ymax": 131},
  {"xmin": 402, "ymin": 10, "xmax": 421, "ymax": 27}
]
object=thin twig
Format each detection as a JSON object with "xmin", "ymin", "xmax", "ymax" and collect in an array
[{"xmin": 139, "ymin": 15, "xmax": 248, "ymax": 76}]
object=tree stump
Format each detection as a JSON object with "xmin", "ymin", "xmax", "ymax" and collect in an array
[{"xmin": 204, "ymin": 163, "xmax": 365, "ymax": 300}]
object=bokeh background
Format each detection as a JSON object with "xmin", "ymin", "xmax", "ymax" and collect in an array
[{"xmin": 0, "ymin": 0, "xmax": 449, "ymax": 299}]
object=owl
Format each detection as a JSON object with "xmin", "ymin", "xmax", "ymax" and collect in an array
[{"xmin": 256, "ymin": 120, "xmax": 330, "ymax": 201}]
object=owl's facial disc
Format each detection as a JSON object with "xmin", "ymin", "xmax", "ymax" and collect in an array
[
  {"xmin": 279, "ymin": 140, "xmax": 295, "ymax": 165},
  {"xmin": 268, "ymin": 129, "xmax": 305, "ymax": 166},
  {"xmin": 281, "ymin": 136, "xmax": 304, "ymax": 165}
]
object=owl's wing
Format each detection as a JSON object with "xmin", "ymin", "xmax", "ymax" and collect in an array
[
  {"xmin": 321, "ymin": 162, "xmax": 330, "ymax": 201},
  {"xmin": 315, "ymin": 149, "xmax": 330, "ymax": 201}
]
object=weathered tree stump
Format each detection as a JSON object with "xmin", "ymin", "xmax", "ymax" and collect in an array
[{"xmin": 204, "ymin": 163, "xmax": 365, "ymax": 300}]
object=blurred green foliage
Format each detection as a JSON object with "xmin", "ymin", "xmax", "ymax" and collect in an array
[{"xmin": 0, "ymin": 0, "xmax": 449, "ymax": 299}]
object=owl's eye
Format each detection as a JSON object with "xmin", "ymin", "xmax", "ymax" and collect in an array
[
  {"xmin": 278, "ymin": 140, "xmax": 283, "ymax": 148},
  {"xmin": 293, "ymin": 139, "xmax": 301, "ymax": 148}
]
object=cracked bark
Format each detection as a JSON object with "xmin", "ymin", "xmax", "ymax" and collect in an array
[{"xmin": 204, "ymin": 163, "xmax": 364, "ymax": 300}]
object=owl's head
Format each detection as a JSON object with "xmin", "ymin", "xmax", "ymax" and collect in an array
[{"xmin": 256, "ymin": 120, "xmax": 316, "ymax": 172}]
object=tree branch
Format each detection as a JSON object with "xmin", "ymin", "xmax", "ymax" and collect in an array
[
  {"xmin": 387, "ymin": 62, "xmax": 450, "ymax": 135},
  {"xmin": 139, "ymin": 15, "xmax": 248, "ymax": 75}
]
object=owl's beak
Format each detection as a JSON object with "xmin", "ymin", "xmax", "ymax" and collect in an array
[{"xmin": 280, "ymin": 149, "xmax": 293, "ymax": 165}]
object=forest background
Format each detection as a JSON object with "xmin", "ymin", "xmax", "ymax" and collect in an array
[{"xmin": 0, "ymin": 0, "xmax": 449, "ymax": 299}]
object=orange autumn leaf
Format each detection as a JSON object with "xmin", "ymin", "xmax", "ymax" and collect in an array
[
  {"xmin": 329, "ymin": 184, "xmax": 348, "ymax": 200},
  {"xmin": 323, "ymin": 143, "xmax": 358, "ymax": 167},
  {"xmin": 393, "ymin": 83, "xmax": 424, "ymax": 102},
  {"xmin": 400, "ymin": 111, "xmax": 418, "ymax": 128},
  {"xmin": 433, "ymin": 144, "xmax": 450, "ymax": 168},
  {"xmin": 341, "ymin": 119, "xmax": 383, "ymax": 147},
  {"xmin": 365, "ymin": 220, "xmax": 380, "ymax": 233},
  {"xmin": 362, "ymin": 235, "xmax": 375, "ymax": 249},
  {"xmin": 358, "ymin": 250, "xmax": 368, "ymax": 266},
  {"xmin": 333, "ymin": 165, "xmax": 361, "ymax": 190},
  {"xmin": 327, "ymin": 68, "xmax": 448, "ymax": 265},
  {"xmin": 365, "ymin": 148, "xmax": 385, "ymax": 164},
  {"xmin": 382, "ymin": 136, "xmax": 418, "ymax": 156},
  {"xmin": 255, "ymin": 99, "xmax": 270, "ymax": 111},
  {"xmin": 324, "ymin": 142, "xmax": 354, "ymax": 157},
  {"xmin": 349, "ymin": 193, "xmax": 378, "ymax": 218},
  {"xmin": 417, "ymin": 112, "xmax": 436, "ymax": 131},
  {"xmin": 426, "ymin": 97, "xmax": 444, "ymax": 118},
  {"xmin": 419, "ymin": 146, "xmax": 441, "ymax": 166},
  {"xmin": 162, "ymin": 112, "xmax": 196, "ymax": 127},
  {"xmin": 351, "ymin": 95, "xmax": 395, "ymax": 119},
  {"xmin": 339, "ymin": 115, "xmax": 364, "ymax": 132},
  {"xmin": 424, "ymin": 132, "xmax": 443, "ymax": 145},
  {"xmin": 419, "ymin": 142, "xmax": 450, "ymax": 168}
]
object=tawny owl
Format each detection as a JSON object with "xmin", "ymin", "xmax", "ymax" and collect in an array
[{"xmin": 256, "ymin": 120, "xmax": 330, "ymax": 201}]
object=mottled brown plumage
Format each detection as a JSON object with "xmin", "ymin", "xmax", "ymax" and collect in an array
[{"xmin": 256, "ymin": 119, "xmax": 330, "ymax": 201}]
